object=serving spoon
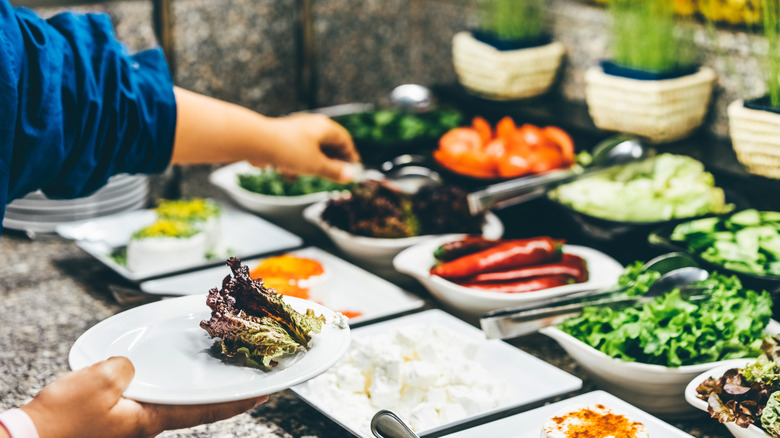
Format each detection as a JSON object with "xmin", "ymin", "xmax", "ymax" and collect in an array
[
  {"xmin": 480, "ymin": 253, "xmax": 708, "ymax": 340},
  {"xmin": 371, "ymin": 410, "xmax": 419, "ymax": 438},
  {"xmin": 388, "ymin": 84, "xmax": 434, "ymax": 113},
  {"xmin": 466, "ymin": 134, "xmax": 651, "ymax": 215}
]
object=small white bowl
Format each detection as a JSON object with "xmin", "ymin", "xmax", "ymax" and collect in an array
[
  {"xmin": 303, "ymin": 201, "xmax": 504, "ymax": 271},
  {"xmin": 209, "ymin": 161, "xmax": 339, "ymax": 221},
  {"xmin": 685, "ymin": 359, "xmax": 769, "ymax": 438},
  {"xmin": 393, "ymin": 235, "xmax": 623, "ymax": 316},
  {"xmin": 542, "ymin": 320, "xmax": 780, "ymax": 418}
]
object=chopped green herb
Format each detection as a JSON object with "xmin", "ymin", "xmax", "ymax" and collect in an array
[{"xmin": 238, "ymin": 169, "xmax": 351, "ymax": 197}]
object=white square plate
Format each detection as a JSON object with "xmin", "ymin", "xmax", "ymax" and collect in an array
[
  {"xmin": 445, "ymin": 390, "xmax": 693, "ymax": 437},
  {"xmin": 139, "ymin": 247, "xmax": 426, "ymax": 325},
  {"xmin": 56, "ymin": 207, "xmax": 303, "ymax": 282},
  {"xmin": 290, "ymin": 309, "xmax": 583, "ymax": 438}
]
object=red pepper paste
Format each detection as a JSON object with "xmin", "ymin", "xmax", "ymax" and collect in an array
[{"xmin": 543, "ymin": 404, "xmax": 647, "ymax": 437}]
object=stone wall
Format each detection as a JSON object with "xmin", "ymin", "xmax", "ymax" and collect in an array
[{"xmin": 29, "ymin": 0, "xmax": 771, "ymax": 144}]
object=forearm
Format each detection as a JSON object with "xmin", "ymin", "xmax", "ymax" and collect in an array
[
  {"xmin": 170, "ymin": 87, "xmax": 280, "ymax": 166},
  {"xmin": 169, "ymin": 87, "xmax": 358, "ymax": 181}
]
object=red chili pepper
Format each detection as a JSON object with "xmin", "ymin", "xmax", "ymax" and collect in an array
[
  {"xmin": 433, "ymin": 236, "xmax": 501, "ymax": 262},
  {"xmin": 468, "ymin": 253, "xmax": 588, "ymax": 284},
  {"xmin": 430, "ymin": 236, "xmax": 561, "ymax": 279},
  {"xmin": 458, "ymin": 275, "xmax": 573, "ymax": 294}
]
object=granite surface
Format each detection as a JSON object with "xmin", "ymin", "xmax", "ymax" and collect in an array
[{"xmin": 0, "ymin": 191, "xmax": 738, "ymax": 438}]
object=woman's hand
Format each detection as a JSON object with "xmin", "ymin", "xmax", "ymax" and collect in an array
[
  {"xmin": 260, "ymin": 113, "xmax": 360, "ymax": 182},
  {"xmin": 171, "ymin": 87, "xmax": 361, "ymax": 182},
  {"xmin": 20, "ymin": 357, "xmax": 267, "ymax": 438}
]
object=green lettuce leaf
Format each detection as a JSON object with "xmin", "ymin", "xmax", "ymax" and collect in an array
[
  {"xmin": 559, "ymin": 268, "xmax": 772, "ymax": 367},
  {"xmin": 762, "ymin": 392, "xmax": 780, "ymax": 437}
]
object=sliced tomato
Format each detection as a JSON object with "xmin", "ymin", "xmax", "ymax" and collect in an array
[
  {"xmin": 438, "ymin": 127, "xmax": 482, "ymax": 155},
  {"xmin": 497, "ymin": 153, "xmax": 532, "ymax": 178},
  {"xmin": 517, "ymin": 123, "xmax": 546, "ymax": 147},
  {"xmin": 496, "ymin": 116, "xmax": 518, "ymax": 141},
  {"xmin": 484, "ymin": 137, "xmax": 506, "ymax": 159},
  {"xmin": 528, "ymin": 145, "xmax": 565, "ymax": 173},
  {"xmin": 471, "ymin": 116, "xmax": 493, "ymax": 146},
  {"xmin": 543, "ymin": 126, "xmax": 575, "ymax": 163},
  {"xmin": 434, "ymin": 150, "xmax": 496, "ymax": 178}
]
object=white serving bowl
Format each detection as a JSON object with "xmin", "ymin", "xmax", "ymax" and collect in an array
[
  {"xmin": 685, "ymin": 358, "xmax": 769, "ymax": 438},
  {"xmin": 303, "ymin": 201, "xmax": 504, "ymax": 271},
  {"xmin": 209, "ymin": 161, "xmax": 339, "ymax": 221},
  {"xmin": 541, "ymin": 320, "xmax": 780, "ymax": 418},
  {"xmin": 393, "ymin": 235, "xmax": 623, "ymax": 316}
]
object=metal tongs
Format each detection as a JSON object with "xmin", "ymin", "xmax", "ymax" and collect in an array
[
  {"xmin": 479, "ymin": 253, "xmax": 709, "ymax": 340},
  {"xmin": 466, "ymin": 135, "xmax": 650, "ymax": 215}
]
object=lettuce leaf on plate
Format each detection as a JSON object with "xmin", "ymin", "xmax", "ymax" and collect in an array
[
  {"xmin": 559, "ymin": 263, "xmax": 772, "ymax": 367},
  {"xmin": 200, "ymin": 257, "xmax": 326, "ymax": 370}
]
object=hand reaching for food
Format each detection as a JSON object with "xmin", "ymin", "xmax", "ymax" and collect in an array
[
  {"xmin": 171, "ymin": 88, "xmax": 361, "ymax": 184},
  {"xmin": 12, "ymin": 357, "xmax": 266, "ymax": 438}
]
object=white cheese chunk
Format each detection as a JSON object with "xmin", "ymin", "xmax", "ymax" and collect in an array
[{"xmin": 300, "ymin": 322, "xmax": 507, "ymax": 437}]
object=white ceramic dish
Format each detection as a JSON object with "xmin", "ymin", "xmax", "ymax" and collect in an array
[
  {"xmin": 303, "ymin": 201, "xmax": 504, "ymax": 270},
  {"xmin": 209, "ymin": 161, "xmax": 341, "ymax": 220},
  {"xmin": 3, "ymin": 198, "xmax": 148, "ymax": 234},
  {"xmin": 56, "ymin": 207, "xmax": 303, "ymax": 282},
  {"xmin": 139, "ymin": 247, "xmax": 425, "ymax": 325},
  {"xmin": 541, "ymin": 320, "xmax": 780, "ymax": 417},
  {"xmin": 446, "ymin": 390, "xmax": 694, "ymax": 437},
  {"xmin": 69, "ymin": 294, "xmax": 350, "ymax": 405},
  {"xmin": 291, "ymin": 309, "xmax": 582, "ymax": 438},
  {"xmin": 393, "ymin": 236, "xmax": 623, "ymax": 316},
  {"xmin": 685, "ymin": 359, "xmax": 769, "ymax": 438}
]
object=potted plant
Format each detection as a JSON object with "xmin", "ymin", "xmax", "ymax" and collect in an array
[
  {"xmin": 585, "ymin": 0, "xmax": 717, "ymax": 143},
  {"xmin": 728, "ymin": 0, "xmax": 780, "ymax": 179},
  {"xmin": 452, "ymin": 0, "xmax": 565, "ymax": 100}
]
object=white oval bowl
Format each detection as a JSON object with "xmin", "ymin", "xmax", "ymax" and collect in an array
[
  {"xmin": 685, "ymin": 359, "xmax": 769, "ymax": 438},
  {"xmin": 303, "ymin": 201, "xmax": 504, "ymax": 270},
  {"xmin": 541, "ymin": 320, "xmax": 780, "ymax": 418},
  {"xmin": 209, "ymin": 161, "xmax": 340, "ymax": 220},
  {"xmin": 393, "ymin": 235, "xmax": 623, "ymax": 316}
]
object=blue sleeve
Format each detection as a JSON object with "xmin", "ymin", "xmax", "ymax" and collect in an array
[{"xmin": 0, "ymin": 2, "xmax": 177, "ymax": 226}]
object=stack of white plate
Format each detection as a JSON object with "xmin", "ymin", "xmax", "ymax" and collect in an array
[{"xmin": 4, "ymin": 174, "xmax": 149, "ymax": 233}]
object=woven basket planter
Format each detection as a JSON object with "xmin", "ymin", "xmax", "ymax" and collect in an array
[
  {"xmin": 452, "ymin": 31, "xmax": 565, "ymax": 101},
  {"xmin": 729, "ymin": 99, "xmax": 780, "ymax": 179},
  {"xmin": 584, "ymin": 66, "xmax": 717, "ymax": 143}
]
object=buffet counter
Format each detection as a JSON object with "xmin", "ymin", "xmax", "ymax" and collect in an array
[{"xmin": 0, "ymin": 193, "xmax": 739, "ymax": 438}]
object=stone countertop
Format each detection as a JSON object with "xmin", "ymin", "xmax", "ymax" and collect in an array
[{"xmin": 0, "ymin": 213, "xmax": 737, "ymax": 438}]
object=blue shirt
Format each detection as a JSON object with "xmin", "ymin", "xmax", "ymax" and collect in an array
[{"xmin": 0, "ymin": 2, "xmax": 177, "ymax": 227}]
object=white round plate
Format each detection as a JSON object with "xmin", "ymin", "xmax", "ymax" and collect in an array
[
  {"xmin": 10, "ymin": 175, "xmax": 146, "ymax": 208},
  {"xmin": 685, "ymin": 359, "xmax": 769, "ymax": 438},
  {"xmin": 6, "ymin": 184, "xmax": 148, "ymax": 215},
  {"xmin": 69, "ymin": 294, "xmax": 350, "ymax": 405},
  {"xmin": 3, "ymin": 198, "xmax": 147, "ymax": 233}
]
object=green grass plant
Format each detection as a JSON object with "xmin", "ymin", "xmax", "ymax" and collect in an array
[
  {"xmin": 762, "ymin": 0, "xmax": 780, "ymax": 107},
  {"xmin": 609, "ymin": 0, "xmax": 697, "ymax": 73},
  {"xmin": 480, "ymin": 0, "xmax": 546, "ymax": 41}
]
